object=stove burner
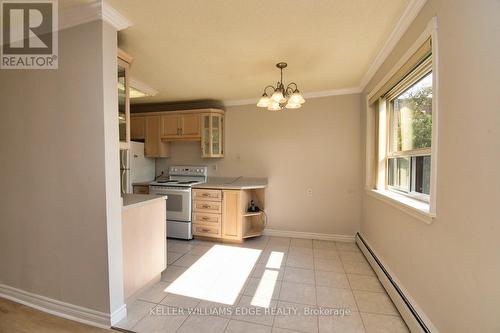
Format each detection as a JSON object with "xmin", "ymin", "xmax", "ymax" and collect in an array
[
  {"xmin": 177, "ymin": 181, "xmax": 198, "ymax": 184},
  {"xmin": 156, "ymin": 180, "xmax": 178, "ymax": 184}
]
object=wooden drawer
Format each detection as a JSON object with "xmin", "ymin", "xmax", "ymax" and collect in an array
[
  {"xmin": 193, "ymin": 189, "xmax": 222, "ymax": 202},
  {"xmin": 193, "ymin": 223, "xmax": 221, "ymax": 238},
  {"xmin": 193, "ymin": 200, "xmax": 222, "ymax": 214},
  {"xmin": 133, "ymin": 185, "xmax": 149, "ymax": 194},
  {"xmin": 193, "ymin": 212, "xmax": 221, "ymax": 225}
]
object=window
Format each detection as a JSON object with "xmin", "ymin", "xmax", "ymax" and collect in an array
[
  {"xmin": 365, "ymin": 21, "xmax": 437, "ymax": 221},
  {"xmin": 386, "ymin": 70, "xmax": 432, "ymax": 201}
]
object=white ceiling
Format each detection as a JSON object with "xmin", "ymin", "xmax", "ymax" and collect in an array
[{"xmin": 107, "ymin": 0, "xmax": 407, "ymax": 103}]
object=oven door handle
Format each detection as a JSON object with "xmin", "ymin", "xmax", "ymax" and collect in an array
[{"xmin": 164, "ymin": 188, "xmax": 191, "ymax": 193}]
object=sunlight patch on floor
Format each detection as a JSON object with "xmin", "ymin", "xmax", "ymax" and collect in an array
[
  {"xmin": 265, "ymin": 251, "xmax": 284, "ymax": 269},
  {"xmin": 165, "ymin": 244, "xmax": 261, "ymax": 305},
  {"xmin": 250, "ymin": 270, "xmax": 278, "ymax": 307},
  {"xmin": 250, "ymin": 251, "xmax": 284, "ymax": 308}
]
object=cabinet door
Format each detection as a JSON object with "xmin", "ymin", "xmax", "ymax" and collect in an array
[
  {"xmin": 211, "ymin": 115, "xmax": 223, "ymax": 156},
  {"xmin": 201, "ymin": 114, "xmax": 211, "ymax": 157},
  {"xmin": 145, "ymin": 116, "xmax": 170, "ymax": 157},
  {"xmin": 161, "ymin": 114, "xmax": 180, "ymax": 138},
  {"xmin": 130, "ymin": 117, "xmax": 145, "ymax": 140},
  {"xmin": 180, "ymin": 114, "xmax": 201, "ymax": 138},
  {"xmin": 222, "ymin": 190, "xmax": 242, "ymax": 240}
]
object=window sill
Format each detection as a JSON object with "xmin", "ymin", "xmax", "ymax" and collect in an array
[{"xmin": 366, "ymin": 188, "xmax": 436, "ymax": 224}]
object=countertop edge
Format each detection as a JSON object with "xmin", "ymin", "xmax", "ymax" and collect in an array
[
  {"xmin": 192, "ymin": 184, "xmax": 267, "ymax": 190},
  {"xmin": 122, "ymin": 194, "xmax": 168, "ymax": 211}
]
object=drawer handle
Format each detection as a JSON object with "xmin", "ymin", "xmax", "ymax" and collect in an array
[
  {"xmin": 201, "ymin": 205, "xmax": 211, "ymax": 209},
  {"xmin": 201, "ymin": 216, "xmax": 209, "ymax": 220},
  {"xmin": 201, "ymin": 228, "xmax": 211, "ymax": 232},
  {"xmin": 202, "ymin": 193, "xmax": 210, "ymax": 197}
]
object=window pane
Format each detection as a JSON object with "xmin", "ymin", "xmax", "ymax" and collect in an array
[
  {"xmin": 390, "ymin": 72, "xmax": 432, "ymax": 152},
  {"xmin": 388, "ymin": 157, "xmax": 410, "ymax": 192},
  {"xmin": 414, "ymin": 155, "xmax": 431, "ymax": 194}
]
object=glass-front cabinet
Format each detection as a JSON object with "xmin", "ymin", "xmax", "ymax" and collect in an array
[
  {"xmin": 201, "ymin": 111, "xmax": 224, "ymax": 158},
  {"xmin": 118, "ymin": 49, "xmax": 132, "ymax": 150}
]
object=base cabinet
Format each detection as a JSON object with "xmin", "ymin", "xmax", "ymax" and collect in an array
[
  {"xmin": 133, "ymin": 185, "xmax": 149, "ymax": 194},
  {"xmin": 122, "ymin": 199, "xmax": 166, "ymax": 302},
  {"xmin": 222, "ymin": 190, "xmax": 242, "ymax": 240},
  {"xmin": 192, "ymin": 188, "xmax": 265, "ymax": 243}
]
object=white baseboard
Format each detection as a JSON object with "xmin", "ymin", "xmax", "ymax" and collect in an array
[
  {"xmin": 263, "ymin": 228, "xmax": 355, "ymax": 242},
  {"xmin": 110, "ymin": 303, "xmax": 127, "ymax": 326},
  {"xmin": 0, "ymin": 284, "xmax": 126, "ymax": 329},
  {"xmin": 356, "ymin": 233, "xmax": 439, "ymax": 333}
]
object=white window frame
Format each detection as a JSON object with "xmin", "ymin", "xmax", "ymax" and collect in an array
[
  {"xmin": 386, "ymin": 64, "xmax": 432, "ymax": 203},
  {"xmin": 365, "ymin": 18, "xmax": 439, "ymax": 224}
]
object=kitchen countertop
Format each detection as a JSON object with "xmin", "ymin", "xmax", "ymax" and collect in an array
[
  {"xmin": 122, "ymin": 194, "xmax": 167, "ymax": 210},
  {"xmin": 132, "ymin": 181, "xmax": 154, "ymax": 186},
  {"xmin": 193, "ymin": 177, "xmax": 267, "ymax": 190}
]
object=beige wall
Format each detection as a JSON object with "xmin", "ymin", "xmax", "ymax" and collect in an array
[
  {"xmin": 361, "ymin": 1, "xmax": 500, "ymax": 332},
  {"xmin": 156, "ymin": 94, "xmax": 363, "ymax": 236},
  {"xmin": 0, "ymin": 20, "xmax": 123, "ymax": 317}
]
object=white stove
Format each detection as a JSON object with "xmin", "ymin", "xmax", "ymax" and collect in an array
[{"xmin": 149, "ymin": 166, "xmax": 207, "ymax": 240}]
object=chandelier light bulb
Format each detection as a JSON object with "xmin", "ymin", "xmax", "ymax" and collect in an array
[
  {"xmin": 271, "ymin": 90, "xmax": 285, "ymax": 103},
  {"xmin": 268, "ymin": 102, "xmax": 282, "ymax": 111},
  {"xmin": 289, "ymin": 91, "xmax": 305, "ymax": 104},
  {"xmin": 257, "ymin": 94, "xmax": 270, "ymax": 107},
  {"xmin": 285, "ymin": 102, "xmax": 302, "ymax": 109}
]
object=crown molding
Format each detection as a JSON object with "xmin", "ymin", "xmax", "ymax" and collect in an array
[
  {"xmin": 130, "ymin": 78, "xmax": 158, "ymax": 96},
  {"xmin": 358, "ymin": 0, "xmax": 428, "ymax": 91},
  {"xmin": 60, "ymin": 1, "xmax": 132, "ymax": 31},
  {"xmin": 223, "ymin": 86, "xmax": 362, "ymax": 107},
  {"xmin": 303, "ymin": 87, "xmax": 363, "ymax": 99},
  {"xmin": 102, "ymin": 2, "xmax": 132, "ymax": 31},
  {"xmin": 223, "ymin": 97, "xmax": 259, "ymax": 107},
  {"xmin": 221, "ymin": 0, "xmax": 427, "ymax": 109}
]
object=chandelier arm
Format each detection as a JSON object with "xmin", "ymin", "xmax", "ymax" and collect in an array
[
  {"xmin": 286, "ymin": 82, "xmax": 299, "ymax": 91},
  {"xmin": 263, "ymin": 85, "xmax": 276, "ymax": 95}
]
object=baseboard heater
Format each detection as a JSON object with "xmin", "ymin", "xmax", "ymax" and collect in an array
[{"xmin": 356, "ymin": 233, "xmax": 434, "ymax": 333}]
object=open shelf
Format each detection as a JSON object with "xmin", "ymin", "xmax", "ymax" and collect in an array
[
  {"xmin": 243, "ymin": 211, "xmax": 263, "ymax": 217},
  {"xmin": 242, "ymin": 228, "xmax": 263, "ymax": 239},
  {"xmin": 240, "ymin": 188, "xmax": 266, "ymax": 240}
]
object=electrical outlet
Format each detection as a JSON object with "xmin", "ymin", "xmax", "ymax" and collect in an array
[
  {"xmin": 306, "ymin": 188, "xmax": 313, "ymax": 197},
  {"xmin": 212, "ymin": 164, "xmax": 218, "ymax": 171}
]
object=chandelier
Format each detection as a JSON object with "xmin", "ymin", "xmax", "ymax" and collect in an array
[{"xmin": 257, "ymin": 62, "xmax": 305, "ymax": 111}]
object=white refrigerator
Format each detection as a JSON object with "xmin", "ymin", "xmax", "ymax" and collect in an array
[{"xmin": 120, "ymin": 142, "xmax": 155, "ymax": 195}]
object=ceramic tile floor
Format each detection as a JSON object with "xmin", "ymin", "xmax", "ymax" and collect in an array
[{"xmin": 116, "ymin": 237, "xmax": 409, "ymax": 333}]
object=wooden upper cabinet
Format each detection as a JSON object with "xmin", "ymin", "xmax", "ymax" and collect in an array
[
  {"xmin": 145, "ymin": 116, "xmax": 169, "ymax": 158},
  {"xmin": 180, "ymin": 114, "xmax": 201, "ymax": 138},
  {"xmin": 161, "ymin": 114, "xmax": 180, "ymax": 139},
  {"xmin": 130, "ymin": 116, "xmax": 145, "ymax": 140},
  {"xmin": 161, "ymin": 113, "xmax": 201, "ymax": 140},
  {"xmin": 130, "ymin": 109, "xmax": 223, "ymax": 158},
  {"xmin": 201, "ymin": 112, "xmax": 224, "ymax": 158}
]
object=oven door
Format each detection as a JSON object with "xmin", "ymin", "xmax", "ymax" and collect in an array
[{"xmin": 151, "ymin": 187, "xmax": 191, "ymax": 222}]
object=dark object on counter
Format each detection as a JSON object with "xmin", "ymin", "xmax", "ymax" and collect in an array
[{"xmin": 247, "ymin": 200, "xmax": 261, "ymax": 212}]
